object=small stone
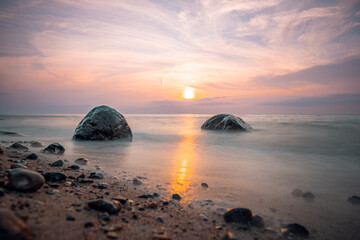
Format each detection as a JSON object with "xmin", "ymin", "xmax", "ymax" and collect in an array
[
  {"xmin": 26, "ymin": 153, "xmax": 38, "ymax": 160},
  {"xmin": 0, "ymin": 209, "xmax": 34, "ymax": 240},
  {"xmin": 89, "ymin": 172, "xmax": 103, "ymax": 179},
  {"xmin": 107, "ymin": 232, "xmax": 118, "ymax": 239},
  {"xmin": 7, "ymin": 169, "xmax": 45, "ymax": 192},
  {"xmin": 42, "ymin": 143, "xmax": 65, "ymax": 155},
  {"xmin": 74, "ymin": 158, "xmax": 88, "ymax": 165},
  {"xmin": 98, "ymin": 212, "xmax": 110, "ymax": 221},
  {"xmin": 11, "ymin": 163, "xmax": 27, "ymax": 169},
  {"xmin": 132, "ymin": 178, "xmax": 142, "ymax": 185},
  {"xmin": 200, "ymin": 214, "xmax": 208, "ymax": 221},
  {"xmin": 43, "ymin": 172, "xmax": 67, "ymax": 182},
  {"xmin": 10, "ymin": 142, "xmax": 29, "ymax": 150},
  {"xmin": 222, "ymin": 232, "xmax": 237, "ymax": 240},
  {"xmin": 30, "ymin": 141, "xmax": 43, "ymax": 147},
  {"xmin": 87, "ymin": 199, "xmax": 121, "ymax": 215},
  {"xmin": 172, "ymin": 194, "xmax": 181, "ymax": 200},
  {"xmin": 66, "ymin": 215, "xmax": 76, "ymax": 221},
  {"xmin": 46, "ymin": 189, "xmax": 59, "ymax": 195},
  {"xmin": 69, "ymin": 165, "xmax": 80, "ymax": 170},
  {"xmin": 284, "ymin": 223, "xmax": 309, "ymax": 238},
  {"xmin": 155, "ymin": 217, "xmax": 164, "ymax": 223},
  {"xmin": 80, "ymin": 179, "xmax": 94, "ymax": 184},
  {"xmin": 110, "ymin": 196, "xmax": 127, "ymax": 204},
  {"xmin": 291, "ymin": 188, "xmax": 304, "ymax": 197},
  {"xmin": 50, "ymin": 159, "xmax": 64, "ymax": 167},
  {"xmin": 77, "ymin": 173, "xmax": 85, "ymax": 180},
  {"xmin": 347, "ymin": 195, "xmax": 360, "ymax": 205},
  {"xmin": 303, "ymin": 192, "xmax": 315, "ymax": 201},
  {"xmin": 224, "ymin": 208, "xmax": 253, "ymax": 224},
  {"xmin": 84, "ymin": 222, "xmax": 94, "ymax": 228},
  {"xmin": 201, "ymin": 183, "xmax": 209, "ymax": 188},
  {"xmin": 94, "ymin": 182, "xmax": 109, "ymax": 189},
  {"xmin": 15, "ymin": 159, "xmax": 28, "ymax": 166},
  {"xmin": 153, "ymin": 192, "xmax": 160, "ymax": 197}
]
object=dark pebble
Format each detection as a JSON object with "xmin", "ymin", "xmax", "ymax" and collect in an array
[
  {"xmin": 66, "ymin": 215, "xmax": 76, "ymax": 221},
  {"xmin": 87, "ymin": 199, "xmax": 121, "ymax": 215},
  {"xmin": 89, "ymin": 172, "xmax": 103, "ymax": 179},
  {"xmin": 110, "ymin": 196, "xmax": 127, "ymax": 204},
  {"xmin": 172, "ymin": 194, "xmax": 181, "ymax": 200},
  {"xmin": 50, "ymin": 160, "xmax": 64, "ymax": 167},
  {"xmin": 201, "ymin": 183, "xmax": 209, "ymax": 188},
  {"xmin": 153, "ymin": 192, "xmax": 160, "ymax": 197},
  {"xmin": 98, "ymin": 212, "xmax": 110, "ymax": 221},
  {"xmin": 303, "ymin": 192, "xmax": 315, "ymax": 200},
  {"xmin": 94, "ymin": 182, "xmax": 109, "ymax": 189},
  {"xmin": 285, "ymin": 223, "xmax": 309, "ymax": 238},
  {"xmin": 155, "ymin": 217, "xmax": 164, "ymax": 223},
  {"xmin": 347, "ymin": 195, "xmax": 360, "ymax": 205},
  {"xmin": 42, "ymin": 143, "xmax": 65, "ymax": 155},
  {"xmin": 43, "ymin": 172, "xmax": 67, "ymax": 182},
  {"xmin": 224, "ymin": 208, "xmax": 253, "ymax": 224},
  {"xmin": 70, "ymin": 165, "xmax": 80, "ymax": 170},
  {"xmin": 84, "ymin": 222, "xmax": 94, "ymax": 228},
  {"xmin": 10, "ymin": 143, "xmax": 28, "ymax": 150},
  {"xmin": 26, "ymin": 153, "xmax": 38, "ymax": 160}
]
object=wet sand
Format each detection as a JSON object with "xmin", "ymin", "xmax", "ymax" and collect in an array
[{"xmin": 0, "ymin": 143, "xmax": 293, "ymax": 240}]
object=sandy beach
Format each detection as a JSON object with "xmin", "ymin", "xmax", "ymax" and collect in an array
[{"xmin": 0, "ymin": 141, "xmax": 305, "ymax": 240}]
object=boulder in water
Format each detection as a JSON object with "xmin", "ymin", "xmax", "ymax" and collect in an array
[
  {"xmin": 7, "ymin": 169, "xmax": 45, "ymax": 192},
  {"xmin": 73, "ymin": 105, "xmax": 132, "ymax": 141},
  {"xmin": 201, "ymin": 114, "xmax": 252, "ymax": 132}
]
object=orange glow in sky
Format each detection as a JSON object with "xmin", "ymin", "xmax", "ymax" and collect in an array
[{"xmin": 183, "ymin": 87, "xmax": 195, "ymax": 100}]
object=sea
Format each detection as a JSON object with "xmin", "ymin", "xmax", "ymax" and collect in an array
[{"xmin": 0, "ymin": 114, "xmax": 359, "ymax": 239}]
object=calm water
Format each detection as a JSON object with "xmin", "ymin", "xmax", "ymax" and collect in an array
[{"xmin": 1, "ymin": 114, "xmax": 360, "ymax": 239}]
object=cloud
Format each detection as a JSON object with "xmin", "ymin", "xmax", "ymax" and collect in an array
[{"xmin": 262, "ymin": 93, "xmax": 360, "ymax": 106}]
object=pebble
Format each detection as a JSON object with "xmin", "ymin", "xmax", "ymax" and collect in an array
[
  {"xmin": 347, "ymin": 195, "xmax": 360, "ymax": 205},
  {"xmin": 153, "ymin": 192, "xmax": 160, "ymax": 197},
  {"xmin": 94, "ymin": 182, "xmax": 109, "ymax": 189},
  {"xmin": 43, "ymin": 172, "xmax": 67, "ymax": 182},
  {"xmin": 87, "ymin": 199, "xmax": 121, "ymax": 215},
  {"xmin": 15, "ymin": 159, "xmax": 28, "ymax": 166},
  {"xmin": 201, "ymin": 183, "xmax": 209, "ymax": 188},
  {"xmin": 50, "ymin": 159, "xmax": 64, "ymax": 167},
  {"xmin": 107, "ymin": 232, "xmax": 118, "ymax": 239},
  {"xmin": 284, "ymin": 223, "xmax": 309, "ymax": 238},
  {"xmin": 0, "ymin": 209, "xmax": 34, "ymax": 240},
  {"xmin": 172, "ymin": 194, "xmax": 181, "ymax": 200},
  {"xmin": 0, "ymin": 147, "xmax": 3, "ymax": 154},
  {"xmin": 10, "ymin": 142, "xmax": 29, "ymax": 150},
  {"xmin": 133, "ymin": 178, "xmax": 142, "ymax": 185},
  {"xmin": 155, "ymin": 217, "xmax": 164, "ymax": 223},
  {"xmin": 98, "ymin": 212, "xmax": 110, "ymax": 221},
  {"xmin": 224, "ymin": 208, "xmax": 253, "ymax": 224},
  {"xmin": 303, "ymin": 192, "xmax": 315, "ymax": 201},
  {"xmin": 89, "ymin": 172, "xmax": 104, "ymax": 179},
  {"xmin": 69, "ymin": 164, "xmax": 80, "ymax": 170},
  {"xmin": 66, "ymin": 215, "xmax": 76, "ymax": 221},
  {"xmin": 7, "ymin": 168, "xmax": 45, "ymax": 192},
  {"xmin": 46, "ymin": 189, "xmax": 60, "ymax": 195},
  {"xmin": 74, "ymin": 157, "xmax": 88, "ymax": 165},
  {"xmin": 42, "ymin": 143, "xmax": 65, "ymax": 155},
  {"xmin": 110, "ymin": 196, "xmax": 127, "ymax": 204},
  {"xmin": 84, "ymin": 222, "xmax": 94, "ymax": 228},
  {"xmin": 26, "ymin": 153, "xmax": 38, "ymax": 160},
  {"xmin": 11, "ymin": 163, "xmax": 28, "ymax": 169}
]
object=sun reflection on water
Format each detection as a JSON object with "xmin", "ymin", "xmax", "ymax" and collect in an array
[{"xmin": 170, "ymin": 115, "xmax": 197, "ymax": 199}]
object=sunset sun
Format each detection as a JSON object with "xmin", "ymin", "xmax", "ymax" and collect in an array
[{"xmin": 182, "ymin": 87, "xmax": 195, "ymax": 99}]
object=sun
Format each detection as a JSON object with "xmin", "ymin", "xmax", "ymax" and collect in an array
[{"xmin": 183, "ymin": 87, "xmax": 195, "ymax": 99}]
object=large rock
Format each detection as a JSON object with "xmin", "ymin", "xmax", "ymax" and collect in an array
[
  {"xmin": 201, "ymin": 114, "xmax": 252, "ymax": 132},
  {"xmin": 7, "ymin": 169, "xmax": 45, "ymax": 192},
  {"xmin": 73, "ymin": 106, "xmax": 132, "ymax": 141},
  {"xmin": 0, "ymin": 209, "xmax": 34, "ymax": 240}
]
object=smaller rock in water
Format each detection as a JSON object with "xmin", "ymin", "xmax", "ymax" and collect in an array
[
  {"xmin": 224, "ymin": 208, "xmax": 253, "ymax": 224},
  {"xmin": 132, "ymin": 178, "xmax": 142, "ymax": 185},
  {"xmin": 74, "ymin": 157, "xmax": 88, "ymax": 165},
  {"xmin": 87, "ymin": 199, "xmax": 121, "ymax": 215},
  {"xmin": 50, "ymin": 159, "xmax": 64, "ymax": 167},
  {"xmin": 0, "ymin": 209, "xmax": 34, "ymax": 240},
  {"xmin": 347, "ymin": 195, "xmax": 360, "ymax": 205},
  {"xmin": 66, "ymin": 215, "xmax": 76, "ymax": 221},
  {"xmin": 69, "ymin": 164, "xmax": 80, "ymax": 170},
  {"xmin": 43, "ymin": 172, "xmax": 67, "ymax": 182},
  {"xmin": 89, "ymin": 172, "xmax": 103, "ymax": 179},
  {"xmin": 222, "ymin": 232, "xmax": 237, "ymax": 240},
  {"xmin": 10, "ymin": 163, "xmax": 27, "ymax": 169},
  {"xmin": 284, "ymin": 223, "xmax": 309, "ymax": 238},
  {"xmin": 26, "ymin": 153, "xmax": 38, "ymax": 160},
  {"xmin": 30, "ymin": 141, "xmax": 43, "ymax": 147},
  {"xmin": 7, "ymin": 168, "xmax": 45, "ymax": 192},
  {"xmin": 201, "ymin": 114, "xmax": 252, "ymax": 132},
  {"xmin": 172, "ymin": 194, "xmax": 181, "ymax": 200},
  {"xmin": 291, "ymin": 188, "xmax": 304, "ymax": 197},
  {"xmin": 10, "ymin": 142, "xmax": 29, "ymax": 150},
  {"xmin": 42, "ymin": 143, "xmax": 65, "ymax": 155},
  {"xmin": 303, "ymin": 192, "xmax": 315, "ymax": 200},
  {"xmin": 201, "ymin": 183, "xmax": 209, "ymax": 188}
]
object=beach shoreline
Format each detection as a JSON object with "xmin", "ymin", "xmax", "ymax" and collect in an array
[{"xmin": 0, "ymin": 142, "xmax": 287, "ymax": 240}]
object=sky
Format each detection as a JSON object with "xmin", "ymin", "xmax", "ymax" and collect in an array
[{"xmin": 0, "ymin": 0, "xmax": 359, "ymax": 114}]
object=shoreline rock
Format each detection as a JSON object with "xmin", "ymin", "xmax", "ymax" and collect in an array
[{"xmin": 201, "ymin": 114, "xmax": 252, "ymax": 132}]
